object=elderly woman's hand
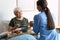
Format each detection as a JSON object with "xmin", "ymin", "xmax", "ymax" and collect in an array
[
  {"xmin": 12, "ymin": 30, "xmax": 20, "ymax": 34},
  {"xmin": 13, "ymin": 24, "xmax": 20, "ymax": 30}
]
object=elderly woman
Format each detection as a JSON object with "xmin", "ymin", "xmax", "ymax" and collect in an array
[{"xmin": 8, "ymin": 7, "xmax": 28, "ymax": 34}]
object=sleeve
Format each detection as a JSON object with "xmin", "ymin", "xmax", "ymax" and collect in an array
[
  {"xmin": 9, "ymin": 19, "xmax": 14, "ymax": 27},
  {"xmin": 33, "ymin": 15, "xmax": 40, "ymax": 34}
]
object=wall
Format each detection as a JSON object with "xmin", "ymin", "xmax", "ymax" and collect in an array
[
  {"xmin": 0, "ymin": 0, "xmax": 16, "ymax": 21},
  {"xmin": 58, "ymin": 0, "xmax": 60, "ymax": 27}
]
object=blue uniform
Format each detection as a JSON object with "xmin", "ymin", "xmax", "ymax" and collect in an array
[{"xmin": 33, "ymin": 11, "xmax": 58, "ymax": 40}]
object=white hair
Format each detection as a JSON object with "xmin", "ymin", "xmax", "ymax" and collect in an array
[{"xmin": 14, "ymin": 7, "xmax": 21, "ymax": 15}]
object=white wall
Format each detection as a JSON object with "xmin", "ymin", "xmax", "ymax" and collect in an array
[
  {"xmin": 58, "ymin": 0, "xmax": 60, "ymax": 27},
  {"xmin": 0, "ymin": 0, "xmax": 16, "ymax": 21}
]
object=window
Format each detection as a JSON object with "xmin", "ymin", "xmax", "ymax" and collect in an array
[{"xmin": 18, "ymin": 0, "xmax": 35, "ymax": 11}]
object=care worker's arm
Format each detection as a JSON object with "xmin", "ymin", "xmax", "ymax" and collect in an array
[{"xmin": 33, "ymin": 15, "xmax": 40, "ymax": 34}]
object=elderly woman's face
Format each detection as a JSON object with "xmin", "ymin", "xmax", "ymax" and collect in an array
[{"xmin": 15, "ymin": 9, "xmax": 22, "ymax": 18}]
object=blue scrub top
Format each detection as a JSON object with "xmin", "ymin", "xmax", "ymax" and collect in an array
[{"xmin": 33, "ymin": 11, "xmax": 58, "ymax": 40}]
